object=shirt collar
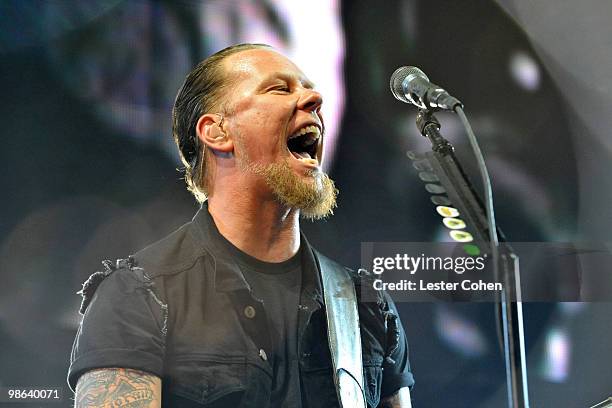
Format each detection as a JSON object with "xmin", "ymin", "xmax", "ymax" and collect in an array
[{"xmin": 191, "ymin": 201, "xmax": 322, "ymax": 299}]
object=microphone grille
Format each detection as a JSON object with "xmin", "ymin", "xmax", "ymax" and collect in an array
[{"xmin": 390, "ymin": 66, "xmax": 429, "ymax": 103}]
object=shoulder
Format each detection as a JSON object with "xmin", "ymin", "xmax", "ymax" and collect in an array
[
  {"xmin": 310, "ymin": 248, "xmax": 387, "ymax": 308},
  {"xmin": 132, "ymin": 220, "xmax": 209, "ymax": 278},
  {"xmin": 311, "ymin": 249, "xmax": 352, "ymax": 277},
  {"xmin": 78, "ymin": 217, "xmax": 213, "ymax": 313},
  {"xmin": 77, "ymin": 257, "xmax": 151, "ymax": 314}
]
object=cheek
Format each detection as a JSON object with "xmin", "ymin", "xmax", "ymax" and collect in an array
[
  {"xmin": 255, "ymin": 138, "xmax": 287, "ymax": 161},
  {"xmin": 235, "ymin": 131, "xmax": 285, "ymax": 163},
  {"xmin": 229, "ymin": 99, "xmax": 294, "ymax": 160}
]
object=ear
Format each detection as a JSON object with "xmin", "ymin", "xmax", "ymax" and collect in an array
[{"xmin": 195, "ymin": 114, "xmax": 234, "ymax": 154}]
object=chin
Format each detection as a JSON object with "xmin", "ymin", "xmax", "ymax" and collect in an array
[{"xmin": 248, "ymin": 160, "xmax": 338, "ymax": 220}]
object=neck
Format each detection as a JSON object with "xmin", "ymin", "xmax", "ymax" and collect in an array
[{"xmin": 208, "ymin": 192, "xmax": 300, "ymax": 263}]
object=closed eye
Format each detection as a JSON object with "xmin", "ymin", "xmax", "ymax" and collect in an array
[{"xmin": 269, "ymin": 85, "xmax": 290, "ymax": 93}]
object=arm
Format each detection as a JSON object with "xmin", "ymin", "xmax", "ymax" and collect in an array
[
  {"xmin": 379, "ymin": 386, "xmax": 412, "ymax": 408},
  {"xmin": 75, "ymin": 368, "xmax": 161, "ymax": 408}
]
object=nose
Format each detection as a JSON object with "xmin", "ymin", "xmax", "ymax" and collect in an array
[{"xmin": 297, "ymin": 88, "xmax": 323, "ymax": 113}]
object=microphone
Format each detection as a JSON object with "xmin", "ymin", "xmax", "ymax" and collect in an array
[{"xmin": 390, "ymin": 66, "xmax": 462, "ymax": 111}]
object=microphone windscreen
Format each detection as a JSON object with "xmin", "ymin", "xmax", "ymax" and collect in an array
[{"xmin": 390, "ymin": 66, "xmax": 429, "ymax": 103}]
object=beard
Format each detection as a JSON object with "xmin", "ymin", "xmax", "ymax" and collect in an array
[{"xmin": 246, "ymin": 160, "xmax": 338, "ymax": 220}]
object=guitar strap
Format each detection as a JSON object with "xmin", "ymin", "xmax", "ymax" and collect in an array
[{"xmin": 316, "ymin": 251, "xmax": 367, "ymax": 408}]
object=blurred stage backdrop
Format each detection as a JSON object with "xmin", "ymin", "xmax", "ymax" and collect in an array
[{"xmin": 1, "ymin": 1, "xmax": 611, "ymax": 406}]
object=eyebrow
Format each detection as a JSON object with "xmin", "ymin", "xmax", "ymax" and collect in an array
[{"xmin": 263, "ymin": 72, "xmax": 315, "ymax": 89}]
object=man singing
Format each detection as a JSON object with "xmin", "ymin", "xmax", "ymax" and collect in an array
[{"xmin": 68, "ymin": 43, "xmax": 414, "ymax": 407}]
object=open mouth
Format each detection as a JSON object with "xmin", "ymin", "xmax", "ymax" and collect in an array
[{"xmin": 287, "ymin": 124, "xmax": 321, "ymax": 166}]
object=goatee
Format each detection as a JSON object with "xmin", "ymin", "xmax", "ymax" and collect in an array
[{"xmin": 248, "ymin": 161, "xmax": 338, "ymax": 220}]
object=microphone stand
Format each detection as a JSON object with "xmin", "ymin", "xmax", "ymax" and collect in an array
[{"xmin": 413, "ymin": 110, "xmax": 530, "ymax": 408}]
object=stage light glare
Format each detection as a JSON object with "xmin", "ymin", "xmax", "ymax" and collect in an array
[{"xmin": 509, "ymin": 50, "xmax": 541, "ymax": 91}]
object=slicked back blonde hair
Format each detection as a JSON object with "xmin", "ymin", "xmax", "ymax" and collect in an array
[{"xmin": 172, "ymin": 43, "xmax": 272, "ymax": 202}]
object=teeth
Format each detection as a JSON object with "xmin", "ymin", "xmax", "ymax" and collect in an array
[{"xmin": 288, "ymin": 125, "xmax": 321, "ymax": 140}]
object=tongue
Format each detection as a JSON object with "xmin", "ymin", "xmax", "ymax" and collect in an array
[{"xmin": 292, "ymin": 151, "xmax": 312, "ymax": 160}]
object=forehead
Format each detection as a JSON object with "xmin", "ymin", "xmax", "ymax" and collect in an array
[{"xmin": 222, "ymin": 48, "xmax": 313, "ymax": 88}]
